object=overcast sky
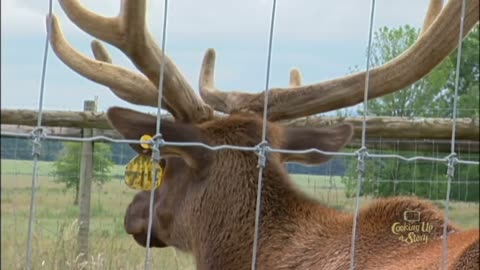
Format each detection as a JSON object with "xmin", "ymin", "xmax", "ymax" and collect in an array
[{"xmin": 1, "ymin": 0, "xmax": 432, "ymax": 114}]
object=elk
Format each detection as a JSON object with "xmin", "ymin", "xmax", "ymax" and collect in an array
[{"xmin": 48, "ymin": 0, "xmax": 479, "ymax": 269}]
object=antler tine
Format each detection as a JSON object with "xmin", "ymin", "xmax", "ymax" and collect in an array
[
  {"xmin": 58, "ymin": 0, "xmax": 213, "ymax": 123},
  {"xmin": 58, "ymin": 0, "xmax": 152, "ymax": 77},
  {"xmin": 90, "ymin": 40, "xmax": 177, "ymax": 115},
  {"xmin": 199, "ymin": 49, "xmax": 259, "ymax": 113},
  {"xmin": 49, "ymin": 15, "xmax": 198, "ymax": 120},
  {"xmin": 289, "ymin": 68, "xmax": 303, "ymax": 87},
  {"xmin": 90, "ymin": 40, "xmax": 112, "ymax": 63},
  {"xmin": 199, "ymin": 51, "xmax": 306, "ymax": 113},
  {"xmin": 199, "ymin": 0, "xmax": 479, "ymax": 121},
  {"xmin": 57, "ymin": 0, "xmax": 120, "ymax": 46},
  {"xmin": 421, "ymin": 0, "xmax": 444, "ymax": 34},
  {"xmin": 199, "ymin": 49, "xmax": 227, "ymax": 112},
  {"xmin": 47, "ymin": 15, "xmax": 160, "ymax": 107},
  {"xmin": 288, "ymin": 68, "xmax": 312, "ymax": 125}
]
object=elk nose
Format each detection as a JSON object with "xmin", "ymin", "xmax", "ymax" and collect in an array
[{"xmin": 124, "ymin": 217, "xmax": 146, "ymax": 235}]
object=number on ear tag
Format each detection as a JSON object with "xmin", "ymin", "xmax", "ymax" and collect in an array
[{"xmin": 124, "ymin": 154, "xmax": 163, "ymax": 190}]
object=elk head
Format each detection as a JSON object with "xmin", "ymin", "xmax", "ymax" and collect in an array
[
  {"xmin": 107, "ymin": 106, "xmax": 353, "ymax": 252},
  {"xmin": 47, "ymin": 0, "xmax": 479, "ymax": 266}
]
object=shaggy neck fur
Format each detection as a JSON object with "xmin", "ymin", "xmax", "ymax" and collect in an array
[
  {"xmin": 186, "ymin": 147, "xmax": 345, "ymax": 269},
  {"xmin": 185, "ymin": 149, "xmax": 468, "ymax": 270}
]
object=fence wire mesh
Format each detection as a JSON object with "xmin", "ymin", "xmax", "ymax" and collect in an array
[
  {"xmin": 1, "ymin": 0, "xmax": 479, "ymax": 270},
  {"xmin": 1, "ymin": 136, "xmax": 479, "ymax": 269}
]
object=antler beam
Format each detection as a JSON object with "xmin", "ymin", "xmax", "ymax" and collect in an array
[{"xmin": 200, "ymin": 0, "xmax": 479, "ymax": 121}]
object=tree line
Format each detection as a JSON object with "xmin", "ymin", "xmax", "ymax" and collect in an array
[
  {"xmin": 341, "ymin": 25, "xmax": 479, "ymax": 202},
  {"xmin": 1, "ymin": 137, "xmax": 136, "ymax": 164}
]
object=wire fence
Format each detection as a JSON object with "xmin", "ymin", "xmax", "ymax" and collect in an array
[
  {"xmin": 1, "ymin": 138, "xmax": 479, "ymax": 269},
  {"xmin": 1, "ymin": 0, "xmax": 479, "ymax": 269}
]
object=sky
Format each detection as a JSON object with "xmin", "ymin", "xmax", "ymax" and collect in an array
[{"xmin": 1, "ymin": 0, "xmax": 432, "ymax": 114}]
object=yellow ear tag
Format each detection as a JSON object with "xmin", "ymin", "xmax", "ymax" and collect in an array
[
  {"xmin": 124, "ymin": 154, "xmax": 164, "ymax": 190},
  {"xmin": 140, "ymin": 134, "xmax": 153, "ymax": 149}
]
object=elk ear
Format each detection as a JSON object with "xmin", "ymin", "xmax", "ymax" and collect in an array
[
  {"xmin": 280, "ymin": 124, "xmax": 353, "ymax": 165},
  {"xmin": 106, "ymin": 107, "xmax": 209, "ymax": 169}
]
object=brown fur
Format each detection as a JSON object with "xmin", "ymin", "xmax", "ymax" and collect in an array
[{"xmin": 108, "ymin": 107, "xmax": 479, "ymax": 270}]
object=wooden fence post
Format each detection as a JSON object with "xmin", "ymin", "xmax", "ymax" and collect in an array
[{"xmin": 77, "ymin": 99, "xmax": 96, "ymax": 263}]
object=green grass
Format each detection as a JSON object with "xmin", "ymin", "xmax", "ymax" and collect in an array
[
  {"xmin": 0, "ymin": 159, "xmax": 127, "ymax": 178},
  {"xmin": 1, "ymin": 173, "xmax": 195, "ymax": 270},
  {"xmin": 1, "ymin": 160, "xmax": 478, "ymax": 269},
  {"xmin": 1, "ymin": 159, "xmax": 56, "ymax": 176},
  {"xmin": 1, "ymin": 159, "xmax": 195, "ymax": 270}
]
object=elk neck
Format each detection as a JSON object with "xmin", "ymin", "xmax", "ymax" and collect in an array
[{"xmin": 188, "ymin": 148, "xmax": 350, "ymax": 269}]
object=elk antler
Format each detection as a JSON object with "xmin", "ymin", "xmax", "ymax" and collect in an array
[
  {"xmin": 48, "ymin": 15, "xmax": 158, "ymax": 107},
  {"xmin": 289, "ymin": 68, "xmax": 302, "ymax": 87},
  {"xmin": 49, "ymin": 0, "xmax": 213, "ymax": 123},
  {"xmin": 421, "ymin": 0, "xmax": 444, "ymax": 34},
  {"xmin": 200, "ymin": 0, "xmax": 479, "ymax": 121},
  {"xmin": 89, "ymin": 39, "xmax": 176, "ymax": 116}
]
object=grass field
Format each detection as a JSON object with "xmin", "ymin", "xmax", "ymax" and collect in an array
[{"xmin": 1, "ymin": 159, "xmax": 478, "ymax": 269}]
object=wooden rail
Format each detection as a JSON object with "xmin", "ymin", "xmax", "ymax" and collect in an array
[{"xmin": 2, "ymin": 109, "xmax": 478, "ymax": 140}]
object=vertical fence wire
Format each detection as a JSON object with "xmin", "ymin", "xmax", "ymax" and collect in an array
[
  {"xmin": 251, "ymin": 0, "xmax": 278, "ymax": 269},
  {"xmin": 327, "ymin": 158, "xmax": 334, "ymax": 202},
  {"xmin": 457, "ymin": 146, "xmax": 462, "ymax": 200},
  {"xmin": 25, "ymin": 1, "xmax": 53, "ymax": 269},
  {"xmin": 349, "ymin": 0, "xmax": 376, "ymax": 269},
  {"xmin": 429, "ymin": 141, "xmax": 435, "ymax": 198},
  {"xmin": 464, "ymin": 142, "xmax": 471, "ymax": 202},
  {"xmin": 435, "ymin": 146, "xmax": 440, "ymax": 200},
  {"xmin": 144, "ymin": 0, "xmax": 170, "ymax": 269},
  {"xmin": 413, "ymin": 139, "xmax": 418, "ymax": 194},
  {"xmin": 441, "ymin": 0, "xmax": 467, "ymax": 268}
]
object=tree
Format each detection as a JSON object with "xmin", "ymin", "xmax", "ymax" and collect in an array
[
  {"xmin": 362, "ymin": 25, "xmax": 441, "ymax": 117},
  {"xmin": 361, "ymin": 25, "xmax": 479, "ymax": 118},
  {"xmin": 341, "ymin": 150, "xmax": 479, "ymax": 202},
  {"xmin": 442, "ymin": 25, "xmax": 479, "ymax": 118},
  {"xmin": 342, "ymin": 25, "xmax": 479, "ymax": 201},
  {"xmin": 52, "ymin": 142, "xmax": 114, "ymax": 204}
]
